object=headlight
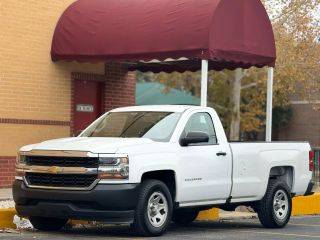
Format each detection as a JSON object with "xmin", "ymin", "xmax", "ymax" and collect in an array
[
  {"xmin": 98, "ymin": 156, "xmax": 129, "ymax": 180},
  {"xmin": 16, "ymin": 153, "xmax": 27, "ymax": 178},
  {"xmin": 16, "ymin": 153, "xmax": 27, "ymax": 165}
]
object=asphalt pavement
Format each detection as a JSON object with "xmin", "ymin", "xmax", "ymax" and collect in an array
[{"xmin": 1, "ymin": 216, "xmax": 319, "ymax": 240}]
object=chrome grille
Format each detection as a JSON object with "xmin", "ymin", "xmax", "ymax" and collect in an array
[
  {"xmin": 26, "ymin": 156, "xmax": 99, "ymax": 168},
  {"xmin": 18, "ymin": 150, "xmax": 100, "ymax": 190}
]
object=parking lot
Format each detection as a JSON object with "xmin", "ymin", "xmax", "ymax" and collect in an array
[{"xmin": 1, "ymin": 216, "xmax": 319, "ymax": 240}]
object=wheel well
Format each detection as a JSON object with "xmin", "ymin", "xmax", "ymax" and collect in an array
[
  {"xmin": 141, "ymin": 170, "xmax": 176, "ymax": 200},
  {"xmin": 269, "ymin": 166, "xmax": 294, "ymax": 192}
]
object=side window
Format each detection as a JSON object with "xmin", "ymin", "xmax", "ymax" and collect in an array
[{"xmin": 182, "ymin": 112, "xmax": 217, "ymax": 145}]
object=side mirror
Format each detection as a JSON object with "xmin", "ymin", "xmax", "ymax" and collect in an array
[{"xmin": 180, "ymin": 131, "xmax": 209, "ymax": 147}]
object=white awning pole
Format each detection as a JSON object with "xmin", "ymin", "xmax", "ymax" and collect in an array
[
  {"xmin": 266, "ymin": 67, "xmax": 274, "ymax": 142},
  {"xmin": 201, "ymin": 60, "xmax": 209, "ymax": 107}
]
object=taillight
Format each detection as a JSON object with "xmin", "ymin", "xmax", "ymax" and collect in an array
[{"xmin": 309, "ymin": 151, "xmax": 315, "ymax": 172}]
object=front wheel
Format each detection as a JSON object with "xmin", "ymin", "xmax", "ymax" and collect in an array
[
  {"xmin": 133, "ymin": 180, "xmax": 173, "ymax": 237},
  {"xmin": 256, "ymin": 179, "xmax": 292, "ymax": 228},
  {"xmin": 29, "ymin": 216, "xmax": 68, "ymax": 231}
]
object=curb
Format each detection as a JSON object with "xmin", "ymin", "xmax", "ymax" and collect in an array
[
  {"xmin": 1, "ymin": 194, "xmax": 319, "ymax": 229},
  {"xmin": 0, "ymin": 208, "xmax": 16, "ymax": 229},
  {"xmin": 197, "ymin": 208, "xmax": 219, "ymax": 221},
  {"xmin": 292, "ymin": 193, "xmax": 320, "ymax": 216}
]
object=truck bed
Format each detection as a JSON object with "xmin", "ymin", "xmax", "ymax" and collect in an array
[{"xmin": 229, "ymin": 142, "xmax": 312, "ymax": 202}]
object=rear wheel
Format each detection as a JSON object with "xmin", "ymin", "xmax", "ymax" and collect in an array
[
  {"xmin": 172, "ymin": 209, "xmax": 199, "ymax": 226},
  {"xmin": 133, "ymin": 180, "xmax": 173, "ymax": 236},
  {"xmin": 29, "ymin": 216, "xmax": 68, "ymax": 231},
  {"xmin": 256, "ymin": 179, "xmax": 292, "ymax": 228}
]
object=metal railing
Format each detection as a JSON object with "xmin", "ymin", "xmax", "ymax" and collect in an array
[{"xmin": 312, "ymin": 148, "xmax": 320, "ymax": 191}]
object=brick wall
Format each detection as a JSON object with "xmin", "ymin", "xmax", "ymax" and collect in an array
[
  {"xmin": 0, "ymin": 157, "xmax": 16, "ymax": 188},
  {"xmin": 1, "ymin": 0, "xmax": 105, "ymax": 156},
  {"xmin": 1, "ymin": 0, "xmax": 106, "ymax": 122},
  {"xmin": 0, "ymin": 1, "xmax": 136, "ymax": 187},
  {"xmin": 278, "ymin": 103, "xmax": 320, "ymax": 147},
  {"xmin": 105, "ymin": 63, "xmax": 136, "ymax": 111}
]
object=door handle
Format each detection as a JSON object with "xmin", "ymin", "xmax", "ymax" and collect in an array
[{"xmin": 216, "ymin": 151, "xmax": 227, "ymax": 156}]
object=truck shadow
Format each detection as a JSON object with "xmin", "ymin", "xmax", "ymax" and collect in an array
[{"xmin": 57, "ymin": 220, "xmax": 264, "ymax": 238}]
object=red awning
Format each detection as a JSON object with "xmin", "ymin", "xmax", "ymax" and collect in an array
[{"xmin": 51, "ymin": 0, "xmax": 276, "ymax": 72}]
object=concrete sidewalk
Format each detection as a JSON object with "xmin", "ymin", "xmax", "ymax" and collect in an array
[{"xmin": 0, "ymin": 189, "xmax": 12, "ymax": 200}]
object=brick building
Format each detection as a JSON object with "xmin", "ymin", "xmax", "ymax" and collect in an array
[
  {"xmin": 0, "ymin": 1, "xmax": 136, "ymax": 187},
  {"xmin": 278, "ymin": 102, "xmax": 320, "ymax": 148}
]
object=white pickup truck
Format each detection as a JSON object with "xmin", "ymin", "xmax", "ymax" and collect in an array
[{"xmin": 13, "ymin": 105, "xmax": 314, "ymax": 236}]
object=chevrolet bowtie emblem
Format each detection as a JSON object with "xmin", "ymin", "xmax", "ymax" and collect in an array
[{"xmin": 48, "ymin": 166, "xmax": 61, "ymax": 174}]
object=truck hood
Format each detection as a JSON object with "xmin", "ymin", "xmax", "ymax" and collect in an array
[{"xmin": 27, "ymin": 137, "xmax": 154, "ymax": 154}]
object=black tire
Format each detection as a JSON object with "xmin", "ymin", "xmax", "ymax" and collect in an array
[
  {"xmin": 29, "ymin": 216, "xmax": 68, "ymax": 231},
  {"xmin": 172, "ymin": 209, "xmax": 199, "ymax": 226},
  {"xmin": 256, "ymin": 179, "xmax": 292, "ymax": 228},
  {"xmin": 133, "ymin": 179, "xmax": 173, "ymax": 237}
]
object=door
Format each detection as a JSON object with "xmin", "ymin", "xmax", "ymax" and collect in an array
[
  {"xmin": 73, "ymin": 80, "xmax": 104, "ymax": 136},
  {"xmin": 177, "ymin": 112, "xmax": 232, "ymax": 205}
]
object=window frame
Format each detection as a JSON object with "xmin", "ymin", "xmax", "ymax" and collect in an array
[{"xmin": 179, "ymin": 111, "xmax": 219, "ymax": 146}]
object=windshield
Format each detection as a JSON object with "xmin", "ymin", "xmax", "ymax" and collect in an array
[{"xmin": 80, "ymin": 111, "xmax": 181, "ymax": 142}]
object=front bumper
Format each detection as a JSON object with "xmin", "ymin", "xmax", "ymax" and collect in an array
[{"xmin": 13, "ymin": 180, "xmax": 140, "ymax": 223}]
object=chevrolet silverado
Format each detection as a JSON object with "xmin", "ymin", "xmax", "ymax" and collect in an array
[{"xmin": 13, "ymin": 105, "xmax": 314, "ymax": 236}]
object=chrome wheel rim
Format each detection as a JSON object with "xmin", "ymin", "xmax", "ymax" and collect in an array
[
  {"xmin": 147, "ymin": 192, "xmax": 168, "ymax": 228},
  {"xmin": 273, "ymin": 189, "xmax": 289, "ymax": 220}
]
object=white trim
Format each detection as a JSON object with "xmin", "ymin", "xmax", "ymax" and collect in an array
[
  {"xmin": 266, "ymin": 67, "xmax": 274, "ymax": 142},
  {"xmin": 139, "ymin": 57, "xmax": 189, "ymax": 63},
  {"xmin": 179, "ymin": 199, "xmax": 225, "ymax": 207},
  {"xmin": 201, "ymin": 60, "xmax": 209, "ymax": 107}
]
